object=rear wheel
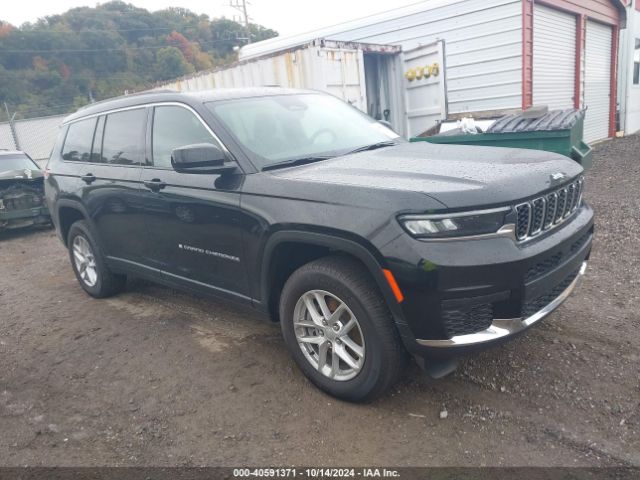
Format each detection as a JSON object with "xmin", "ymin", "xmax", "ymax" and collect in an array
[
  {"xmin": 279, "ymin": 256, "xmax": 406, "ymax": 402},
  {"xmin": 67, "ymin": 220, "xmax": 126, "ymax": 298}
]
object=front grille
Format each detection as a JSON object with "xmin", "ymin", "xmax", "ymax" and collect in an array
[
  {"xmin": 442, "ymin": 303, "xmax": 493, "ymax": 337},
  {"xmin": 522, "ymin": 268, "xmax": 580, "ymax": 318},
  {"xmin": 515, "ymin": 177, "xmax": 583, "ymax": 242}
]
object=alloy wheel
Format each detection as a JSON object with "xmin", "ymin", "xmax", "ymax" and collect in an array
[
  {"xmin": 72, "ymin": 235, "xmax": 98, "ymax": 287},
  {"xmin": 293, "ymin": 290, "xmax": 365, "ymax": 381}
]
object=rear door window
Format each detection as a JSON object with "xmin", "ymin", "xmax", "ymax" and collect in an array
[
  {"xmin": 151, "ymin": 105, "xmax": 219, "ymax": 169},
  {"xmin": 62, "ymin": 118, "xmax": 97, "ymax": 162},
  {"xmin": 102, "ymin": 109, "xmax": 147, "ymax": 165}
]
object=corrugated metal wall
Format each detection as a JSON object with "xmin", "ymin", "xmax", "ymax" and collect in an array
[
  {"xmin": 622, "ymin": 8, "xmax": 640, "ymax": 134},
  {"xmin": 325, "ymin": 0, "xmax": 523, "ymax": 114},
  {"xmin": 532, "ymin": 4, "xmax": 577, "ymax": 110},
  {"xmin": 583, "ymin": 20, "xmax": 613, "ymax": 142}
]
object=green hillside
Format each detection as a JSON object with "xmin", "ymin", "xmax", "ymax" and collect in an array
[{"xmin": 0, "ymin": 1, "xmax": 277, "ymax": 119}]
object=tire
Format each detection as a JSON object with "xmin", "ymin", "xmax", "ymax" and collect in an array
[
  {"xmin": 67, "ymin": 220, "xmax": 126, "ymax": 298},
  {"xmin": 279, "ymin": 256, "xmax": 406, "ymax": 402}
]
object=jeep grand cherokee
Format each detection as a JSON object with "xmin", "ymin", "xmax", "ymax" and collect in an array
[{"xmin": 45, "ymin": 88, "xmax": 593, "ymax": 402}]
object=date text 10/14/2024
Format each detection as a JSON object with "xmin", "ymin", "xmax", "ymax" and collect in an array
[{"xmin": 233, "ymin": 468, "xmax": 401, "ymax": 478}]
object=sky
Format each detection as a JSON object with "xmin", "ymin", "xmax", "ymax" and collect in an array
[{"xmin": 1, "ymin": 0, "xmax": 425, "ymax": 37}]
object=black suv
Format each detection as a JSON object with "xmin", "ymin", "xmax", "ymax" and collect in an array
[{"xmin": 45, "ymin": 88, "xmax": 593, "ymax": 401}]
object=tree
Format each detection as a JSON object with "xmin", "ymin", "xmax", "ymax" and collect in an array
[
  {"xmin": 155, "ymin": 46, "xmax": 194, "ymax": 80},
  {"xmin": 0, "ymin": 1, "xmax": 279, "ymax": 117}
]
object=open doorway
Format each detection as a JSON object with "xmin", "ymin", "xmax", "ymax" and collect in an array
[{"xmin": 363, "ymin": 52, "xmax": 402, "ymax": 132}]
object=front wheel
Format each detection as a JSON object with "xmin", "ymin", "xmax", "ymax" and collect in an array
[{"xmin": 279, "ymin": 256, "xmax": 406, "ymax": 402}]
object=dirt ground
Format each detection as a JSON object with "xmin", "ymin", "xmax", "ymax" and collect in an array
[{"xmin": 1, "ymin": 136, "xmax": 639, "ymax": 467}]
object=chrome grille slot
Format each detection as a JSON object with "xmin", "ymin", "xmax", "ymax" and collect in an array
[
  {"xmin": 555, "ymin": 188, "xmax": 567, "ymax": 223},
  {"xmin": 516, "ymin": 203, "xmax": 531, "ymax": 240},
  {"xmin": 530, "ymin": 198, "xmax": 545, "ymax": 235},
  {"xmin": 514, "ymin": 177, "xmax": 584, "ymax": 243},
  {"xmin": 571, "ymin": 180, "xmax": 582, "ymax": 212},
  {"xmin": 564, "ymin": 183, "xmax": 576, "ymax": 218},
  {"xmin": 544, "ymin": 193, "xmax": 557, "ymax": 230}
]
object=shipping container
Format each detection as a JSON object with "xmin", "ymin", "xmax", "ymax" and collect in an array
[{"xmin": 156, "ymin": 39, "xmax": 448, "ymax": 138}]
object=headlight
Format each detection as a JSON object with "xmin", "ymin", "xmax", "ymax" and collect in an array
[{"xmin": 399, "ymin": 207, "xmax": 510, "ymax": 239}]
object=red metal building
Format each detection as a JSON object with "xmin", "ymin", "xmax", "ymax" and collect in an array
[{"xmin": 523, "ymin": 0, "xmax": 626, "ymax": 140}]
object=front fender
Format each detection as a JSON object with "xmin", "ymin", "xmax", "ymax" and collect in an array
[{"xmin": 259, "ymin": 229, "xmax": 410, "ymax": 334}]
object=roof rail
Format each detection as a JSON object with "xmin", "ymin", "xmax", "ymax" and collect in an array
[{"xmin": 77, "ymin": 89, "xmax": 178, "ymax": 111}]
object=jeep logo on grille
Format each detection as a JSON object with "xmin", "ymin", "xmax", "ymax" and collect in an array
[{"xmin": 550, "ymin": 172, "xmax": 566, "ymax": 181}]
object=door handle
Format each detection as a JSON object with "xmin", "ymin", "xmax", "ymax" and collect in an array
[
  {"xmin": 81, "ymin": 173, "xmax": 96, "ymax": 184},
  {"xmin": 143, "ymin": 179, "xmax": 167, "ymax": 191}
]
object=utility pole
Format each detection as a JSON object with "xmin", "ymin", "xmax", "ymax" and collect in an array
[{"xmin": 229, "ymin": 0, "xmax": 251, "ymax": 44}]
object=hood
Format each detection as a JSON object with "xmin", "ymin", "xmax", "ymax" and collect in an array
[
  {"xmin": 271, "ymin": 142, "xmax": 583, "ymax": 209},
  {"xmin": 0, "ymin": 168, "xmax": 44, "ymax": 183}
]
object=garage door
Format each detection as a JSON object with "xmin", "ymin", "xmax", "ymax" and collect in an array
[
  {"xmin": 583, "ymin": 20, "xmax": 613, "ymax": 143},
  {"xmin": 533, "ymin": 5, "xmax": 576, "ymax": 110}
]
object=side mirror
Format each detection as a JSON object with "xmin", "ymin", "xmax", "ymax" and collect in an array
[{"xmin": 171, "ymin": 143, "xmax": 236, "ymax": 174}]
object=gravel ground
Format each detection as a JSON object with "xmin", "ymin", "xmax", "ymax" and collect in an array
[{"xmin": 0, "ymin": 135, "xmax": 639, "ymax": 467}]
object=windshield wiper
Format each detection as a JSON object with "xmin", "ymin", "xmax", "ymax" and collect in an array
[
  {"xmin": 344, "ymin": 140, "xmax": 397, "ymax": 156},
  {"xmin": 261, "ymin": 141, "xmax": 397, "ymax": 171},
  {"xmin": 262, "ymin": 156, "xmax": 333, "ymax": 171}
]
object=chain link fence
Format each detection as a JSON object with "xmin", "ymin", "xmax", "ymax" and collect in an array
[{"xmin": 0, "ymin": 112, "xmax": 66, "ymax": 167}]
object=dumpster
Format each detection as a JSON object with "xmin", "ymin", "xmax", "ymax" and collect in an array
[{"xmin": 411, "ymin": 109, "xmax": 593, "ymax": 169}]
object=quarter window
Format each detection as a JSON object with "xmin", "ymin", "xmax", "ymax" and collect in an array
[
  {"xmin": 151, "ymin": 105, "xmax": 218, "ymax": 168},
  {"xmin": 102, "ymin": 109, "xmax": 146, "ymax": 165},
  {"xmin": 62, "ymin": 118, "xmax": 97, "ymax": 162}
]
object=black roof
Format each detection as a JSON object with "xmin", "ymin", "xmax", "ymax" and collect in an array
[{"xmin": 63, "ymin": 87, "xmax": 318, "ymax": 124}]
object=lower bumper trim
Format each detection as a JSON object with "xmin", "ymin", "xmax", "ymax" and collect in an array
[{"xmin": 416, "ymin": 261, "xmax": 587, "ymax": 348}]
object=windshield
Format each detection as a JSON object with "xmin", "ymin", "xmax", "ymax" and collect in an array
[
  {"xmin": 206, "ymin": 93, "xmax": 401, "ymax": 170},
  {"xmin": 0, "ymin": 154, "xmax": 38, "ymax": 171}
]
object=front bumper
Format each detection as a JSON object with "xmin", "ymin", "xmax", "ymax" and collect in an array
[
  {"xmin": 0, "ymin": 206, "xmax": 50, "ymax": 230},
  {"xmin": 380, "ymin": 203, "xmax": 594, "ymax": 357},
  {"xmin": 416, "ymin": 261, "xmax": 587, "ymax": 348}
]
